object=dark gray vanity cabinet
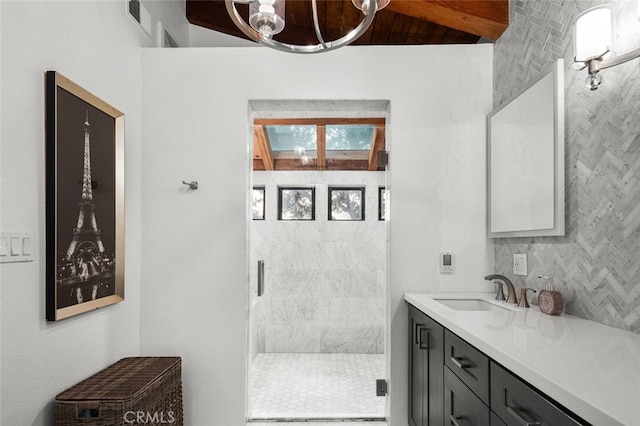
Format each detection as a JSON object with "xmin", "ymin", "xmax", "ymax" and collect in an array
[
  {"xmin": 408, "ymin": 303, "xmax": 590, "ymax": 426},
  {"xmin": 409, "ymin": 304, "xmax": 445, "ymax": 426}
]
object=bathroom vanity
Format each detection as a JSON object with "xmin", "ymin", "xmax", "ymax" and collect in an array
[{"xmin": 405, "ymin": 292, "xmax": 640, "ymax": 426}]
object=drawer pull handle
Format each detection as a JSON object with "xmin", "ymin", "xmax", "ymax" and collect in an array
[
  {"xmin": 449, "ymin": 415, "xmax": 464, "ymax": 426},
  {"xmin": 507, "ymin": 406, "xmax": 541, "ymax": 426},
  {"xmin": 419, "ymin": 327, "xmax": 430, "ymax": 349},
  {"xmin": 450, "ymin": 356, "xmax": 469, "ymax": 370},
  {"xmin": 414, "ymin": 323, "xmax": 424, "ymax": 345}
]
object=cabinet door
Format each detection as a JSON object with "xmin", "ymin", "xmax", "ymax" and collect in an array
[
  {"xmin": 491, "ymin": 412, "xmax": 507, "ymax": 426},
  {"xmin": 409, "ymin": 305, "xmax": 426, "ymax": 426},
  {"xmin": 445, "ymin": 367, "xmax": 490, "ymax": 426},
  {"xmin": 408, "ymin": 304, "xmax": 445, "ymax": 426}
]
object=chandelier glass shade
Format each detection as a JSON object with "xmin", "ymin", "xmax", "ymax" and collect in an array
[{"xmin": 225, "ymin": 0, "xmax": 388, "ymax": 53}]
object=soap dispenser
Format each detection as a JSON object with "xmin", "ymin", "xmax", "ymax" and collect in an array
[{"xmin": 537, "ymin": 275, "xmax": 564, "ymax": 315}]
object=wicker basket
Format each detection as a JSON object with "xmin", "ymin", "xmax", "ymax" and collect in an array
[{"xmin": 55, "ymin": 357, "xmax": 183, "ymax": 426}]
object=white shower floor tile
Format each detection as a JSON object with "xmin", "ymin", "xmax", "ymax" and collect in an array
[{"xmin": 249, "ymin": 353, "xmax": 386, "ymax": 420}]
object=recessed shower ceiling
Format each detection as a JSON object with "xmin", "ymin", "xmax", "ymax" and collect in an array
[{"xmin": 187, "ymin": 0, "xmax": 509, "ymax": 46}]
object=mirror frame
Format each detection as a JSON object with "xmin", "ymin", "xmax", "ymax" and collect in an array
[{"xmin": 487, "ymin": 59, "xmax": 565, "ymax": 238}]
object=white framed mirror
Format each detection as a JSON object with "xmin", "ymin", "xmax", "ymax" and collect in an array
[{"xmin": 487, "ymin": 59, "xmax": 565, "ymax": 238}]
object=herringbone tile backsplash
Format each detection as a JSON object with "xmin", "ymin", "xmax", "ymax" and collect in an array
[{"xmin": 493, "ymin": 0, "xmax": 640, "ymax": 332}]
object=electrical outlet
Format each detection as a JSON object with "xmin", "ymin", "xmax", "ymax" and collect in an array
[{"xmin": 513, "ymin": 254, "xmax": 527, "ymax": 276}]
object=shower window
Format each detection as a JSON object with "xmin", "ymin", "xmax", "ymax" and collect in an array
[
  {"xmin": 328, "ymin": 187, "xmax": 365, "ymax": 221},
  {"xmin": 378, "ymin": 186, "xmax": 388, "ymax": 221},
  {"xmin": 252, "ymin": 187, "xmax": 265, "ymax": 220},
  {"xmin": 278, "ymin": 187, "xmax": 315, "ymax": 220}
]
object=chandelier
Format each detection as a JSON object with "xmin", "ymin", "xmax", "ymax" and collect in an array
[{"xmin": 224, "ymin": 0, "xmax": 390, "ymax": 54}]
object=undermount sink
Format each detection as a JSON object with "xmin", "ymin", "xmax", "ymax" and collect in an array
[{"xmin": 433, "ymin": 298, "xmax": 512, "ymax": 312}]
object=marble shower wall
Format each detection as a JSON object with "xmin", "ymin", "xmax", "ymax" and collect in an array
[
  {"xmin": 251, "ymin": 171, "xmax": 386, "ymax": 354},
  {"xmin": 493, "ymin": 0, "xmax": 640, "ymax": 332}
]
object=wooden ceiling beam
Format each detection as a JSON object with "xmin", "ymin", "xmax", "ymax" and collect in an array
[
  {"xmin": 385, "ymin": 0, "xmax": 508, "ymax": 40},
  {"xmin": 317, "ymin": 125, "xmax": 327, "ymax": 171},
  {"xmin": 267, "ymin": 158, "xmax": 370, "ymax": 171},
  {"xmin": 253, "ymin": 125, "xmax": 274, "ymax": 170},
  {"xmin": 254, "ymin": 118, "xmax": 386, "ymax": 126},
  {"xmin": 368, "ymin": 125, "xmax": 386, "ymax": 171}
]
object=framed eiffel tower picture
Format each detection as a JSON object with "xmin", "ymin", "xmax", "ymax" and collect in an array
[{"xmin": 45, "ymin": 71, "xmax": 125, "ymax": 321}]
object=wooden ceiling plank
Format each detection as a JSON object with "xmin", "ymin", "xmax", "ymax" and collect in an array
[
  {"xmin": 187, "ymin": 0, "xmax": 252, "ymax": 40},
  {"xmin": 253, "ymin": 159, "xmax": 266, "ymax": 170},
  {"xmin": 388, "ymin": 12, "xmax": 415, "ymax": 44},
  {"xmin": 327, "ymin": 159, "xmax": 369, "ymax": 171},
  {"xmin": 254, "ymin": 125, "xmax": 274, "ymax": 170},
  {"xmin": 368, "ymin": 9, "xmax": 397, "ymax": 44},
  {"xmin": 385, "ymin": 0, "xmax": 508, "ymax": 40}
]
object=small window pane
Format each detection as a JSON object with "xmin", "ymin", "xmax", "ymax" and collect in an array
[
  {"xmin": 378, "ymin": 187, "xmax": 388, "ymax": 221},
  {"xmin": 329, "ymin": 187, "xmax": 365, "ymax": 221},
  {"xmin": 252, "ymin": 187, "xmax": 265, "ymax": 220},
  {"xmin": 278, "ymin": 187, "xmax": 315, "ymax": 221}
]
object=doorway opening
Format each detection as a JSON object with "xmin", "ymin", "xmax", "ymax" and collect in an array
[{"xmin": 246, "ymin": 100, "xmax": 390, "ymax": 422}]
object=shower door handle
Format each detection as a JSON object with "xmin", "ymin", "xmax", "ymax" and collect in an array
[{"xmin": 257, "ymin": 260, "xmax": 265, "ymax": 297}]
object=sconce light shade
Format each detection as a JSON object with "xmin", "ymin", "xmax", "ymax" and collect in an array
[
  {"xmin": 572, "ymin": 4, "xmax": 640, "ymax": 90},
  {"xmin": 574, "ymin": 6, "xmax": 612, "ymax": 62}
]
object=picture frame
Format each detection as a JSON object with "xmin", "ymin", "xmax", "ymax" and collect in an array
[
  {"xmin": 45, "ymin": 71, "xmax": 125, "ymax": 321},
  {"xmin": 328, "ymin": 187, "xmax": 365, "ymax": 221}
]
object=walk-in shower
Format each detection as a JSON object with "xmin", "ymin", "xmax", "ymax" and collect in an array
[{"xmin": 246, "ymin": 101, "xmax": 390, "ymax": 421}]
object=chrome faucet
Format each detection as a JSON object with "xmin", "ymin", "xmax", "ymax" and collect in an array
[{"xmin": 484, "ymin": 274, "xmax": 518, "ymax": 304}]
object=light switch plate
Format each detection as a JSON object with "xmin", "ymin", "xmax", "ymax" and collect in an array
[
  {"xmin": 0, "ymin": 231, "xmax": 34, "ymax": 263},
  {"xmin": 513, "ymin": 253, "xmax": 527, "ymax": 276},
  {"xmin": 0, "ymin": 237, "xmax": 7, "ymax": 256}
]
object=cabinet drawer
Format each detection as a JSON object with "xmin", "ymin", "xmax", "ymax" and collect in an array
[
  {"xmin": 445, "ymin": 330, "xmax": 490, "ymax": 404},
  {"xmin": 445, "ymin": 366, "xmax": 490, "ymax": 426},
  {"xmin": 490, "ymin": 362, "xmax": 587, "ymax": 426},
  {"xmin": 491, "ymin": 412, "xmax": 507, "ymax": 426}
]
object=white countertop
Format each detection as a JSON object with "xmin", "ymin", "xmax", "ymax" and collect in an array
[{"xmin": 404, "ymin": 292, "xmax": 640, "ymax": 426}]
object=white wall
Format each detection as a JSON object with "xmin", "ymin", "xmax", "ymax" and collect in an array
[
  {"xmin": 0, "ymin": 2, "xmax": 145, "ymax": 424},
  {"xmin": 0, "ymin": 2, "xmax": 3, "ymax": 421},
  {"xmin": 141, "ymin": 45, "xmax": 493, "ymax": 425}
]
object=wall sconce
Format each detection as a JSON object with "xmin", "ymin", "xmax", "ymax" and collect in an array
[{"xmin": 573, "ymin": 5, "xmax": 640, "ymax": 90}]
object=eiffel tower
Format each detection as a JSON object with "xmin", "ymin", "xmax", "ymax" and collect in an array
[{"xmin": 57, "ymin": 111, "xmax": 114, "ymax": 307}]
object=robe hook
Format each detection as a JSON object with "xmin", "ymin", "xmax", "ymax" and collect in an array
[{"xmin": 182, "ymin": 180, "xmax": 198, "ymax": 190}]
